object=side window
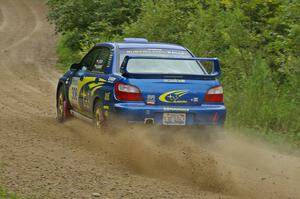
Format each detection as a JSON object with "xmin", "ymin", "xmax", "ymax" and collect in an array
[
  {"xmin": 81, "ymin": 48, "xmax": 101, "ymax": 71},
  {"xmin": 92, "ymin": 47, "xmax": 112, "ymax": 73}
]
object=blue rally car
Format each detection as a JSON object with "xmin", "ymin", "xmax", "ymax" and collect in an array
[{"xmin": 56, "ymin": 38, "xmax": 226, "ymax": 129}]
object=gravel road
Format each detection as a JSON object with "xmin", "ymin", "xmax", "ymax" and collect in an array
[{"xmin": 0, "ymin": 0, "xmax": 299, "ymax": 198}]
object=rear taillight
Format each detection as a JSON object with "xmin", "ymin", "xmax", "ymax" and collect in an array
[
  {"xmin": 115, "ymin": 82, "xmax": 143, "ymax": 101},
  {"xmin": 204, "ymin": 85, "xmax": 224, "ymax": 103}
]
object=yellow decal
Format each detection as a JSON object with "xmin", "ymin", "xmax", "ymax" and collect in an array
[
  {"xmin": 81, "ymin": 89, "xmax": 87, "ymax": 97},
  {"xmin": 77, "ymin": 77, "xmax": 96, "ymax": 96},
  {"xmin": 87, "ymin": 78, "xmax": 106, "ymax": 89},
  {"xmin": 91, "ymin": 85, "xmax": 103, "ymax": 96},
  {"xmin": 88, "ymin": 82, "xmax": 98, "ymax": 89},
  {"xmin": 80, "ymin": 78, "xmax": 106, "ymax": 96},
  {"xmin": 159, "ymin": 90, "xmax": 189, "ymax": 103},
  {"xmin": 103, "ymin": 105, "xmax": 110, "ymax": 110},
  {"xmin": 104, "ymin": 92, "xmax": 110, "ymax": 101}
]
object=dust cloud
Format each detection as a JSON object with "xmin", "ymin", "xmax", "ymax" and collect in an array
[
  {"xmin": 63, "ymin": 120, "xmax": 235, "ymax": 194},
  {"xmin": 61, "ymin": 119, "xmax": 300, "ymax": 198}
]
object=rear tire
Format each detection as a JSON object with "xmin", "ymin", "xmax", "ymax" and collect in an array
[
  {"xmin": 93, "ymin": 100, "xmax": 106, "ymax": 129},
  {"xmin": 56, "ymin": 86, "xmax": 66, "ymax": 123}
]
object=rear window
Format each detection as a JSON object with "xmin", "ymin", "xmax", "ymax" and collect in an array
[{"xmin": 119, "ymin": 49, "xmax": 206, "ymax": 75}]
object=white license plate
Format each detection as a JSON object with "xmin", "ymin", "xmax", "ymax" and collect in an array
[{"xmin": 163, "ymin": 113, "xmax": 186, "ymax": 125}]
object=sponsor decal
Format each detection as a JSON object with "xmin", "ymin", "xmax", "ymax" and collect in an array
[
  {"xmin": 163, "ymin": 107, "xmax": 189, "ymax": 112},
  {"xmin": 108, "ymin": 76, "xmax": 116, "ymax": 83},
  {"xmin": 71, "ymin": 87, "xmax": 77, "ymax": 100},
  {"xmin": 107, "ymin": 54, "xmax": 113, "ymax": 67},
  {"xmin": 163, "ymin": 79, "xmax": 185, "ymax": 83},
  {"xmin": 146, "ymin": 95, "xmax": 155, "ymax": 105},
  {"xmin": 191, "ymin": 97, "xmax": 199, "ymax": 103},
  {"xmin": 124, "ymin": 49, "xmax": 189, "ymax": 55},
  {"xmin": 159, "ymin": 90, "xmax": 189, "ymax": 103}
]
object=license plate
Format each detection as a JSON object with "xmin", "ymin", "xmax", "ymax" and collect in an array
[{"xmin": 163, "ymin": 113, "xmax": 186, "ymax": 125}]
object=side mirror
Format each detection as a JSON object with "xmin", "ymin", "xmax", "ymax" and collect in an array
[{"xmin": 70, "ymin": 63, "xmax": 81, "ymax": 71}]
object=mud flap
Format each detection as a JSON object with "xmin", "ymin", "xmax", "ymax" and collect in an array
[{"xmin": 64, "ymin": 101, "xmax": 71, "ymax": 119}]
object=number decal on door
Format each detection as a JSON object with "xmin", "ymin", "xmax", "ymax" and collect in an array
[{"xmin": 72, "ymin": 87, "xmax": 77, "ymax": 100}]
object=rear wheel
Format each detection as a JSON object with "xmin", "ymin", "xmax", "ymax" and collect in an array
[
  {"xmin": 93, "ymin": 100, "xmax": 106, "ymax": 129},
  {"xmin": 56, "ymin": 86, "xmax": 66, "ymax": 123}
]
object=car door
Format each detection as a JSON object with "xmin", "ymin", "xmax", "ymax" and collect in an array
[
  {"xmin": 68, "ymin": 48, "xmax": 100, "ymax": 114},
  {"xmin": 84, "ymin": 46, "xmax": 114, "ymax": 117}
]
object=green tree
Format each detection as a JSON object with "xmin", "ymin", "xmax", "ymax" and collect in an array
[{"xmin": 47, "ymin": 0, "xmax": 300, "ymax": 144}]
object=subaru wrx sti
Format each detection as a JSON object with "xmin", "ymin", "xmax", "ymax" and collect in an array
[{"xmin": 56, "ymin": 38, "xmax": 226, "ymax": 130}]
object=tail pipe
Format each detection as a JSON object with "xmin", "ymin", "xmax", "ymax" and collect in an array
[{"xmin": 144, "ymin": 118, "xmax": 154, "ymax": 125}]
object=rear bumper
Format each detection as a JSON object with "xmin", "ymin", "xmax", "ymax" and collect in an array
[{"xmin": 111, "ymin": 103, "xmax": 226, "ymax": 126}]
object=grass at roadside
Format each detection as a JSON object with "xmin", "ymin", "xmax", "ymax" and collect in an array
[
  {"xmin": 0, "ymin": 187, "xmax": 25, "ymax": 199},
  {"xmin": 228, "ymin": 126, "xmax": 300, "ymax": 154}
]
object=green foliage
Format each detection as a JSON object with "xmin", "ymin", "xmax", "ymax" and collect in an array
[
  {"xmin": 47, "ymin": 0, "xmax": 300, "ymax": 145},
  {"xmin": 47, "ymin": 0, "xmax": 142, "ymax": 50},
  {"xmin": 56, "ymin": 32, "xmax": 81, "ymax": 72},
  {"xmin": 228, "ymin": 59, "xmax": 290, "ymax": 130},
  {"xmin": 123, "ymin": 0, "xmax": 200, "ymax": 43},
  {"xmin": 0, "ymin": 187, "xmax": 24, "ymax": 199}
]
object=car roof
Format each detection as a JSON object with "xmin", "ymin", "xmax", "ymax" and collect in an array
[
  {"xmin": 117, "ymin": 42, "xmax": 186, "ymax": 50},
  {"xmin": 95, "ymin": 42, "xmax": 187, "ymax": 51}
]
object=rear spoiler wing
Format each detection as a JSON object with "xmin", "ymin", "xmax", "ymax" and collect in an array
[{"xmin": 120, "ymin": 56, "xmax": 221, "ymax": 79}]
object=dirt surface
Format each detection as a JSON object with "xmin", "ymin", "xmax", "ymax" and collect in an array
[{"xmin": 0, "ymin": 0, "xmax": 300, "ymax": 198}]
